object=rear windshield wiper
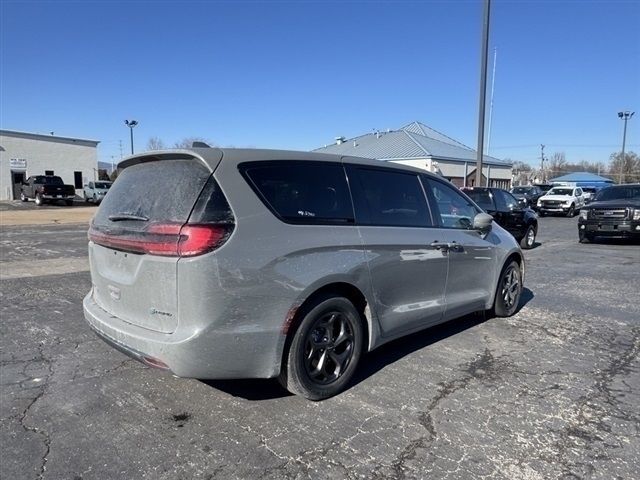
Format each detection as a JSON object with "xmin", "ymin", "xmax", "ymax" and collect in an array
[{"xmin": 108, "ymin": 213, "xmax": 149, "ymax": 222}]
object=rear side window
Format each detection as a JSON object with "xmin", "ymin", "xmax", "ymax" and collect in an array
[
  {"xmin": 347, "ymin": 166, "xmax": 431, "ymax": 227},
  {"xmin": 93, "ymin": 158, "xmax": 211, "ymax": 232},
  {"xmin": 241, "ymin": 162, "xmax": 354, "ymax": 224}
]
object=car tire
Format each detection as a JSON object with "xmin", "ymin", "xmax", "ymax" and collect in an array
[
  {"xmin": 84, "ymin": 194, "xmax": 90, "ymax": 203},
  {"xmin": 579, "ymin": 231, "xmax": 593, "ymax": 243},
  {"xmin": 20, "ymin": 192, "xmax": 28, "ymax": 202},
  {"xmin": 492, "ymin": 260, "xmax": 522, "ymax": 317},
  {"xmin": 538, "ymin": 211, "xmax": 545, "ymax": 217},
  {"xmin": 279, "ymin": 295, "xmax": 364, "ymax": 400},
  {"xmin": 566, "ymin": 205, "xmax": 575, "ymax": 217},
  {"xmin": 35, "ymin": 193, "xmax": 43, "ymax": 206},
  {"xmin": 65, "ymin": 200, "xmax": 74, "ymax": 206},
  {"xmin": 519, "ymin": 225, "xmax": 536, "ymax": 249}
]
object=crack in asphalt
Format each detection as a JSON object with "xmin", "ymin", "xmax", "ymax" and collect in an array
[
  {"xmin": 372, "ymin": 347, "xmax": 497, "ymax": 480},
  {"xmin": 17, "ymin": 342, "xmax": 54, "ymax": 480},
  {"xmin": 551, "ymin": 327, "xmax": 640, "ymax": 478}
]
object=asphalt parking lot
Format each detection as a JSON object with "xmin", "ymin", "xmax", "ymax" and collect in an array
[{"xmin": 1, "ymin": 215, "xmax": 639, "ymax": 480}]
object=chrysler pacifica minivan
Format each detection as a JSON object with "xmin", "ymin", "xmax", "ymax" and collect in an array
[{"xmin": 83, "ymin": 148, "xmax": 524, "ymax": 399}]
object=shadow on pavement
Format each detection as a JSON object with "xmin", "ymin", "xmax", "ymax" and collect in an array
[{"xmin": 202, "ymin": 287, "xmax": 535, "ymax": 401}]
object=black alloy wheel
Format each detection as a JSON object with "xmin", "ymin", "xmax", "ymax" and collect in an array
[
  {"xmin": 280, "ymin": 295, "xmax": 364, "ymax": 400},
  {"xmin": 493, "ymin": 260, "xmax": 522, "ymax": 317},
  {"xmin": 566, "ymin": 205, "xmax": 575, "ymax": 217}
]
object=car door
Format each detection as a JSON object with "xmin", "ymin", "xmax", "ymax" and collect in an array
[
  {"xmin": 493, "ymin": 189, "xmax": 526, "ymax": 239},
  {"xmin": 423, "ymin": 177, "xmax": 497, "ymax": 319},
  {"xmin": 345, "ymin": 165, "xmax": 447, "ymax": 336}
]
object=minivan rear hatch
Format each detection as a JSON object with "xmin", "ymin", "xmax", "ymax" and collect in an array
[{"xmin": 88, "ymin": 152, "xmax": 227, "ymax": 333}]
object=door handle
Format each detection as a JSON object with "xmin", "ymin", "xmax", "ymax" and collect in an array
[
  {"xmin": 430, "ymin": 241, "xmax": 463, "ymax": 252},
  {"xmin": 430, "ymin": 241, "xmax": 449, "ymax": 250}
]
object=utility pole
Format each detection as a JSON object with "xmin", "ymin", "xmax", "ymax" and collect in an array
[
  {"xmin": 475, "ymin": 0, "xmax": 491, "ymax": 187},
  {"xmin": 540, "ymin": 144, "xmax": 546, "ymax": 183},
  {"xmin": 618, "ymin": 111, "xmax": 635, "ymax": 184},
  {"xmin": 486, "ymin": 47, "xmax": 497, "ymax": 155}
]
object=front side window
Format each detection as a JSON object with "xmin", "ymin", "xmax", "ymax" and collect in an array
[
  {"xmin": 426, "ymin": 179, "xmax": 478, "ymax": 229},
  {"xmin": 347, "ymin": 167, "xmax": 431, "ymax": 227},
  {"xmin": 241, "ymin": 162, "xmax": 354, "ymax": 224}
]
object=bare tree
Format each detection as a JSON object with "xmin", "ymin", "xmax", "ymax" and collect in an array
[
  {"xmin": 609, "ymin": 151, "xmax": 640, "ymax": 183},
  {"xmin": 147, "ymin": 136, "xmax": 166, "ymax": 150},
  {"xmin": 174, "ymin": 137, "xmax": 214, "ymax": 148},
  {"xmin": 547, "ymin": 152, "xmax": 567, "ymax": 175}
]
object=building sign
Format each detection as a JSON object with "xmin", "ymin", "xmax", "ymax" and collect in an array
[{"xmin": 10, "ymin": 158, "xmax": 27, "ymax": 170}]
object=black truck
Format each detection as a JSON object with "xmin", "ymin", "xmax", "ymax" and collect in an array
[
  {"xmin": 578, "ymin": 184, "xmax": 640, "ymax": 243},
  {"xmin": 462, "ymin": 187, "xmax": 539, "ymax": 249},
  {"xmin": 20, "ymin": 175, "xmax": 76, "ymax": 206}
]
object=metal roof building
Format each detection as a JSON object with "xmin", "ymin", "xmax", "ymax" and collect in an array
[
  {"xmin": 550, "ymin": 172, "xmax": 614, "ymax": 187},
  {"xmin": 314, "ymin": 121, "xmax": 513, "ymax": 188}
]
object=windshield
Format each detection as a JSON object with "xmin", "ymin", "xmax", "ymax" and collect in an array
[
  {"xmin": 595, "ymin": 186, "xmax": 640, "ymax": 201},
  {"xmin": 548, "ymin": 188, "xmax": 573, "ymax": 196},
  {"xmin": 95, "ymin": 182, "xmax": 112, "ymax": 189},
  {"xmin": 511, "ymin": 187, "xmax": 532, "ymax": 194}
]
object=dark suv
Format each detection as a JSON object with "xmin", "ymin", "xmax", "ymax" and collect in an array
[
  {"xmin": 578, "ymin": 184, "xmax": 640, "ymax": 242},
  {"xmin": 510, "ymin": 185, "xmax": 544, "ymax": 210},
  {"xmin": 462, "ymin": 187, "xmax": 538, "ymax": 249}
]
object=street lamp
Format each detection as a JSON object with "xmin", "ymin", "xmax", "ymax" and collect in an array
[
  {"xmin": 617, "ymin": 111, "xmax": 634, "ymax": 184},
  {"xmin": 124, "ymin": 119, "xmax": 138, "ymax": 155}
]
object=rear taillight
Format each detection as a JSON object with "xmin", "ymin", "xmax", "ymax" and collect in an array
[{"xmin": 88, "ymin": 223, "xmax": 232, "ymax": 257}]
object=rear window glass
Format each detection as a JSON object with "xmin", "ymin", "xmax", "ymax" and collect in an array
[
  {"xmin": 596, "ymin": 186, "xmax": 640, "ymax": 201},
  {"xmin": 93, "ymin": 159, "xmax": 211, "ymax": 231},
  {"xmin": 464, "ymin": 189, "xmax": 494, "ymax": 211},
  {"xmin": 348, "ymin": 167, "xmax": 431, "ymax": 227},
  {"xmin": 241, "ymin": 162, "xmax": 354, "ymax": 224},
  {"xmin": 95, "ymin": 182, "xmax": 112, "ymax": 189}
]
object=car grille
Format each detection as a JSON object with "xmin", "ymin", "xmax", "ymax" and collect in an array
[
  {"xmin": 542, "ymin": 200, "xmax": 563, "ymax": 206},
  {"xmin": 590, "ymin": 208, "xmax": 629, "ymax": 220}
]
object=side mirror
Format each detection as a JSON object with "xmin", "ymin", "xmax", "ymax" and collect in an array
[{"xmin": 473, "ymin": 212, "xmax": 493, "ymax": 233}]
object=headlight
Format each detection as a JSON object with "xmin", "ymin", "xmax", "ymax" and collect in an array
[
  {"xmin": 580, "ymin": 210, "xmax": 588, "ymax": 220},
  {"xmin": 564, "ymin": 200, "xmax": 572, "ymax": 205},
  {"xmin": 537, "ymin": 200, "xmax": 542, "ymax": 206},
  {"xmin": 634, "ymin": 209, "xmax": 640, "ymax": 221}
]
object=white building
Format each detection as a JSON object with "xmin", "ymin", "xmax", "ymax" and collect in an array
[
  {"xmin": 0, "ymin": 130, "xmax": 100, "ymax": 200},
  {"xmin": 314, "ymin": 121, "xmax": 513, "ymax": 189}
]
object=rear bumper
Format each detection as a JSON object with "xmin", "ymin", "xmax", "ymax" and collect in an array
[
  {"xmin": 83, "ymin": 290, "xmax": 284, "ymax": 379},
  {"xmin": 578, "ymin": 220, "xmax": 640, "ymax": 238},
  {"xmin": 42, "ymin": 194, "xmax": 75, "ymax": 200}
]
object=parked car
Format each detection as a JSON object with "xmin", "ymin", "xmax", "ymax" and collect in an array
[
  {"xmin": 20, "ymin": 175, "xmax": 76, "ymax": 206},
  {"xmin": 534, "ymin": 183, "xmax": 554, "ymax": 194},
  {"xmin": 83, "ymin": 148, "xmax": 525, "ymax": 400},
  {"xmin": 510, "ymin": 185, "xmax": 544, "ymax": 209},
  {"xmin": 84, "ymin": 181, "xmax": 112, "ymax": 204},
  {"xmin": 463, "ymin": 187, "xmax": 538, "ymax": 249},
  {"xmin": 536, "ymin": 186, "xmax": 586, "ymax": 216},
  {"xmin": 578, "ymin": 184, "xmax": 640, "ymax": 243}
]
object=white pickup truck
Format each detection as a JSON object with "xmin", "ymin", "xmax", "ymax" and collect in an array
[
  {"xmin": 83, "ymin": 181, "xmax": 112, "ymax": 204},
  {"xmin": 537, "ymin": 186, "xmax": 586, "ymax": 217}
]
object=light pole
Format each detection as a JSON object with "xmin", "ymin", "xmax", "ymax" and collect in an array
[
  {"xmin": 475, "ymin": 0, "xmax": 491, "ymax": 187},
  {"xmin": 617, "ymin": 111, "xmax": 634, "ymax": 184},
  {"xmin": 124, "ymin": 119, "xmax": 138, "ymax": 155}
]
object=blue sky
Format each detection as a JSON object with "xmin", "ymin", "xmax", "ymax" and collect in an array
[{"xmin": 2, "ymin": 0, "xmax": 639, "ymax": 168}]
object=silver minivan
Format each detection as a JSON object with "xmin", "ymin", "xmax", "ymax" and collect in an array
[{"xmin": 83, "ymin": 148, "xmax": 524, "ymax": 400}]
